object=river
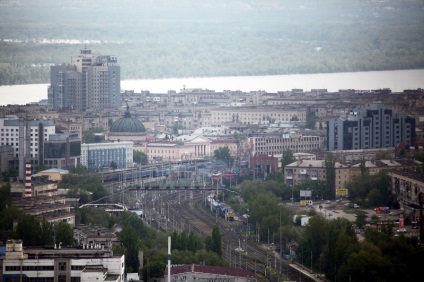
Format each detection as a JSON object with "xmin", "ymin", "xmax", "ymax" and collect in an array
[{"xmin": 0, "ymin": 69, "xmax": 423, "ymax": 106}]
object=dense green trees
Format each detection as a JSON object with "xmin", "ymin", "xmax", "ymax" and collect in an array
[
  {"xmin": 213, "ymin": 147, "xmax": 234, "ymax": 167},
  {"xmin": 0, "ymin": 183, "xmax": 11, "ymax": 211},
  {"xmin": 205, "ymin": 225, "xmax": 223, "ymax": 257},
  {"xmin": 281, "ymin": 149, "xmax": 295, "ymax": 170},
  {"xmin": 297, "ymin": 213, "xmax": 424, "ymax": 281},
  {"xmin": 55, "ymin": 221, "xmax": 74, "ymax": 246},
  {"xmin": 59, "ymin": 173, "xmax": 107, "ymax": 203},
  {"xmin": 134, "ymin": 150, "xmax": 148, "ymax": 165},
  {"xmin": 0, "ymin": 204, "xmax": 74, "ymax": 247},
  {"xmin": 347, "ymin": 170, "xmax": 397, "ymax": 208}
]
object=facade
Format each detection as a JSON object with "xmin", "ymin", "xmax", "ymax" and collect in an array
[
  {"xmin": 209, "ymin": 107, "xmax": 306, "ymax": 126},
  {"xmin": 0, "ymin": 145, "xmax": 13, "ymax": 172},
  {"xmin": 249, "ymin": 154, "xmax": 279, "ymax": 176},
  {"xmin": 163, "ymin": 264, "xmax": 256, "ymax": 282},
  {"xmin": 43, "ymin": 133, "xmax": 81, "ymax": 169},
  {"xmin": 389, "ymin": 170, "xmax": 424, "ymax": 209},
  {"xmin": 140, "ymin": 137, "xmax": 239, "ymax": 163},
  {"xmin": 2, "ymin": 239, "xmax": 125, "ymax": 282},
  {"xmin": 81, "ymin": 142, "xmax": 133, "ymax": 171},
  {"xmin": 210, "ymin": 140, "xmax": 238, "ymax": 157},
  {"xmin": 327, "ymin": 104, "xmax": 416, "ymax": 151},
  {"xmin": 48, "ymin": 49, "xmax": 120, "ymax": 111},
  {"xmin": 0, "ymin": 116, "xmax": 56, "ymax": 179},
  {"xmin": 248, "ymin": 133, "xmax": 323, "ymax": 156},
  {"xmin": 284, "ymin": 160, "xmax": 331, "ymax": 187}
]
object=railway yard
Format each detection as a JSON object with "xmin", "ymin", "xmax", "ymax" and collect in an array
[{"xmin": 139, "ymin": 190, "xmax": 325, "ymax": 282}]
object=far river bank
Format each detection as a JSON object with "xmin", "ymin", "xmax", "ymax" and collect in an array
[{"xmin": 0, "ymin": 69, "xmax": 423, "ymax": 106}]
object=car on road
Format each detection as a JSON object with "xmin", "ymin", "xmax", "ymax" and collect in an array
[{"xmin": 397, "ymin": 228, "xmax": 407, "ymax": 233}]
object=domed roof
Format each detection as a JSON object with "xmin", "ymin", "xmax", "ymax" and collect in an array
[{"xmin": 110, "ymin": 104, "xmax": 145, "ymax": 133}]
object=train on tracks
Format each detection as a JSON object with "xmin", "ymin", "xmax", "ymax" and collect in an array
[{"xmin": 99, "ymin": 161, "xmax": 201, "ymax": 183}]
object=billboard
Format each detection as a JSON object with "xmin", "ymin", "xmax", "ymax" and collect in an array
[
  {"xmin": 300, "ymin": 190, "xmax": 312, "ymax": 197},
  {"xmin": 336, "ymin": 189, "xmax": 348, "ymax": 196}
]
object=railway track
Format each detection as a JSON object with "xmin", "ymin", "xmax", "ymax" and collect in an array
[{"xmin": 150, "ymin": 191, "xmax": 324, "ymax": 282}]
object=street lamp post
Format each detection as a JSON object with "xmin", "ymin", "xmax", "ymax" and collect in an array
[
  {"xmin": 291, "ymin": 184, "xmax": 294, "ymax": 203},
  {"xmin": 278, "ymin": 203, "xmax": 284, "ymax": 274}
]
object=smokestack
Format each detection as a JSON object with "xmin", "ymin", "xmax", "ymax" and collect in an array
[
  {"xmin": 25, "ymin": 162, "xmax": 32, "ymax": 197},
  {"xmin": 168, "ymin": 236, "xmax": 171, "ymax": 282}
]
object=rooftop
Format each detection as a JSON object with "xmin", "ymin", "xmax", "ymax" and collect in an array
[{"xmin": 166, "ymin": 264, "xmax": 255, "ymax": 278}]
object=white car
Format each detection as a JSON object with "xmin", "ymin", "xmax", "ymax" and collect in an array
[{"xmin": 397, "ymin": 228, "xmax": 407, "ymax": 233}]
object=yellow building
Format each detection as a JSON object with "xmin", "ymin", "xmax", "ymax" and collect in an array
[{"xmin": 36, "ymin": 168, "xmax": 69, "ymax": 181}]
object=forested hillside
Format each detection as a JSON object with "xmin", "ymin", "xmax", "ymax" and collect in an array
[{"xmin": 0, "ymin": 0, "xmax": 423, "ymax": 85}]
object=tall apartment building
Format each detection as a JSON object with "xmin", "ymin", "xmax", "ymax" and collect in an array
[
  {"xmin": 0, "ymin": 116, "xmax": 56, "ymax": 179},
  {"xmin": 48, "ymin": 49, "xmax": 120, "ymax": 111},
  {"xmin": 327, "ymin": 104, "xmax": 415, "ymax": 151}
]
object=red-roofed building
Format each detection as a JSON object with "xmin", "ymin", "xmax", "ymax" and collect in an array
[{"xmin": 162, "ymin": 264, "xmax": 256, "ymax": 282}]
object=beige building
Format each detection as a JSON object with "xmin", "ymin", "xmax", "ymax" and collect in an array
[
  {"xmin": 284, "ymin": 160, "xmax": 332, "ymax": 186},
  {"xmin": 36, "ymin": 168, "xmax": 69, "ymax": 181},
  {"xmin": 210, "ymin": 139, "xmax": 238, "ymax": 157},
  {"xmin": 389, "ymin": 170, "xmax": 424, "ymax": 209},
  {"xmin": 249, "ymin": 133, "xmax": 323, "ymax": 156},
  {"xmin": 10, "ymin": 176, "xmax": 59, "ymax": 198},
  {"xmin": 139, "ymin": 137, "xmax": 238, "ymax": 163},
  {"xmin": 209, "ymin": 107, "xmax": 307, "ymax": 126}
]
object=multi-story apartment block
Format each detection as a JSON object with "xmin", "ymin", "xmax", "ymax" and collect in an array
[
  {"xmin": 81, "ymin": 142, "xmax": 133, "ymax": 171},
  {"xmin": 48, "ymin": 49, "xmax": 120, "ymax": 111},
  {"xmin": 389, "ymin": 170, "xmax": 424, "ymax": 210},
  {"xmin": 284, "ymin": 160, "xmax": 331, "ymax": 186},
  {"xmin": 0, "ymin": 116, "xmax": 56, "ymax": 178},
  {"xmin": 2, "ymin": 239, "xmax": 125, "ymax": 282},
  {"xmin": 327, "ymin": 104, "xmax": 416, "ymax": 151}
]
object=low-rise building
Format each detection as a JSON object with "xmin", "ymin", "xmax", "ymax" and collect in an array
[
  {"xmin": 2, "ymin": 239, "xmax": 125, "ymax": 282},
  {"xmin": 250, "ymin": 154, "xmax": 279, "ymax": 176},
  {"xmin": 36, "ymin": 168, "xmax": 69, "ymax": 182},
  {"xmin": 163, "ymin": 264, "xmax": 256, "ymax": 282},
  {"xmin": 81, "ymin": 141, "xmax": 133, "ymax": 171},
  {"xmin": 12, "ymin": 196, "xmax": 75, "ymax": 226},
  {"xmin": 389, "ymin": 170, "xmax": 424, "ymax": 209},
  {"xmin": 10, "ymin": 176, "xmax": 59, "ymax": 198}
]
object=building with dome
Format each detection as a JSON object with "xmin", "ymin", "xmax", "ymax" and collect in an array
[{"xmin": 108, "ymin": 104, "xmax": 147, "ymax": 143}]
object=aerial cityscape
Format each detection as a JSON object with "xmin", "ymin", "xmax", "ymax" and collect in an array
[{"xmin": 1, "ymin": 1, "xmax": 424, "ymax": 282}]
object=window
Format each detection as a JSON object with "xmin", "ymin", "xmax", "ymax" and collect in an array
[{"xmin": 59, "ymin": 262, "xmax": 67, "ymax": 271}]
